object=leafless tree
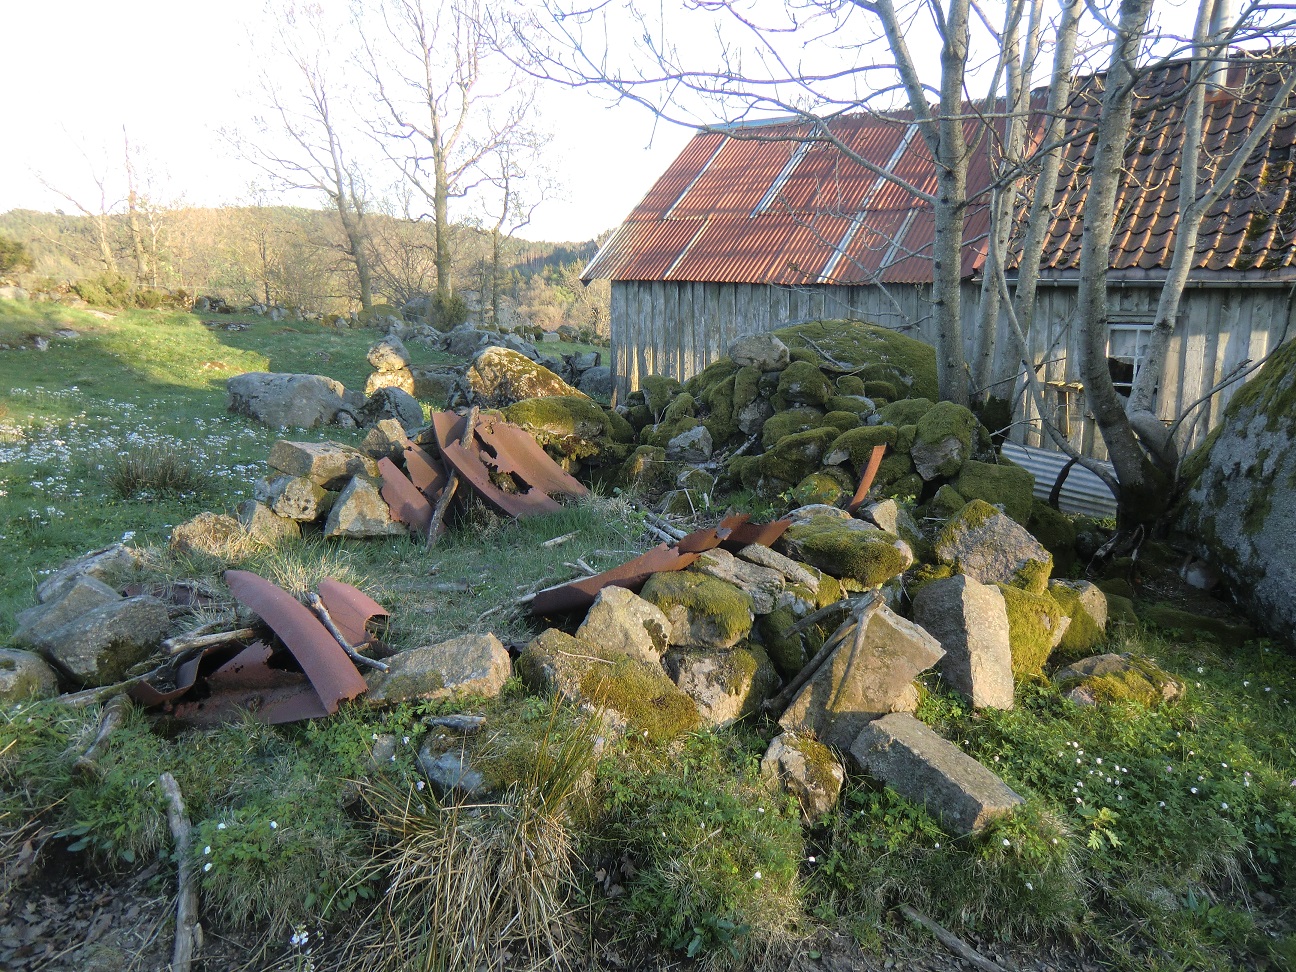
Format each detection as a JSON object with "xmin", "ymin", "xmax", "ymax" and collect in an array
[
  {"xmin": 482, "ymin": 131, "xmax": 554, "ymax": 325},
  {"xmin": 360, "ymin": 0, "xmax": 538, "ymax": 302},
  {"xmin": 239, "ymin": 2, "xmax": 376, "ymax": 310}
]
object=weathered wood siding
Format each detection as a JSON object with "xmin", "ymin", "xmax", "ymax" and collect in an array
[{"xmin": 609, "ymin": 279, "xmax": 1294, "ymax": 458}]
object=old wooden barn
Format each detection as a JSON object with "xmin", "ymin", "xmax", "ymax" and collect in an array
[{"xmin": 582, "ymin": 49, "xmax": 1296, "ymax": 466}]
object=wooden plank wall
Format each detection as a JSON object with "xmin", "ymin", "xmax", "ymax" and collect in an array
[{"xmin": 609, "ymin": 279, "xmax": 1294, "ymax": 458}]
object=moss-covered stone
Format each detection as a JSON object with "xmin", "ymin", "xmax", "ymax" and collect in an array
[
  {"xmin": 733, "ymin": 365, "xmax": 763, "ymax": 409},
  {"xmin": 774, "ymin": 321, "xmax": 940, "ymax": 400},
  {"xmin": 925, "ymin": 484, "xmax": 967, "ymax": 519},
  {"xmin": 874, "ymin": 451, "xmax": 915, "ymax": 489},
  {"xmin": 1105, "ymin": 593, "xmax": 1138, "ymax": 625},
  {"xmin": 879, "ymin": 398, "xmax": 935, "ymax": 427},
  {"xmin": 517, "ymin": 629, "xmax": 700, "ymax": 742},
  {"xmin": 1048, "ymin": 581, "xmax": 1107, "ymax": 659},
  {"xmin": 776, "ymin": 360, "xmax": 834, "ymax": 407},
  {"xmin": 864, "ymin": 380, "xmax": 897, "ymax": 401},
  {"xmin": 1141, "ymin": 603, "xmax": 1257, "ymax": 647},
  {"xmin": 911, "ymin": 401, "xmax": 981, "ymax": 479},
  {"xmin": 822, "ymin": 410, "xmax": 863, "ymax": 433},
  {"xmin": 1028, "ymin": 500, "xmax": 1078, "ymax": 573},
  {"xmin": 761, "ymin": 407, "xmax": 824, "ymax": 448},
  {"xmin": 758, "ymin": 570, "xmax": 843, "ymax": 679},
  {"xmin": 792, "ymin": 473, "xmax": 847, "ymax": 507},
  {"xmin": 639, "ymin": 571, "xmax": 755, "ymax": 649},
  {"xmin": 822, "ymin": 424, "xmax": 898, "ymax": 470},
  {"xmin": 641, "ymin": 374, "xmax": 682, "ymax": 418},
  {"xmin": 779, "ymin": 519, "xmax": 913, "ymax": 586},
  {"xmin": 620, "ymin": 445, "xmax": 672, "ymax": 492},
  {"xmin": 836, "ymin": 374, "xmax": 867, "ymax": 396},
  {"xmin": 626, "ymin": 404, "xmax": 654, "ymax": 431},
  {"xmin": 752, "ymin": 426, "xmax": 841, "ymax": 489},
  {"xmin": 906, "ymin": 562, "xmax": 954, "ymax": 599},
  {"xmin": 996, "ymin": 584, "xmax": 1068, "ymax": 677},
  {"xmin": 503, "ymin": 395, "xmax": 613, "ymax": 462},
  {"xmin": 824, "ymin": 395, "xmax": 874, "ymax": 416},
  {"xmin": 605, "ymin": 407, "xmax": 637, "ymax": 443},
  {"xmin": 881, "ymin": 473, "xmax": 925, "ymax": 502},
  {"xmin": 1096, "ymin": 577, "xmax": 1135, "ymax": 600},
  {"xmin": 895, "ymin": 424, "xmax": 918, "ymax": 456},
  {"xmin": 953, "ymin": 459, "xmax": 1035, "ymax": 524},
  {"xmin": 1054, "ymin": 653, "xmax": 1184, "ymax": 708}
]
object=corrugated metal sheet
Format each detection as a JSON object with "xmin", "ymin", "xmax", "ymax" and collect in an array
[
  {"xmin": 586, "ymin": 48, "xmax": 1296, "ymax": 287},
  {"xmin": 1001, "ymin": 443, "xmax": 1118, "ymax": 519}
]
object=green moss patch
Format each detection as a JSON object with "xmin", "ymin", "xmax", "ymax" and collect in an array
[
  {"xmin": 1142, "ymin": 603, "xmax": 1257, "ymax": 647},
  {"xmin": 640, "ymin": 571, "xmax": 755, "ymax": 649},
  {"xmin": 780, "ymin": 520, "xmax": 912, "ymax": 586},
  {"xmin": 761, "ymin": 408, "xmax": 825, "ymax": 448},
  {"xmin": 641, "ymin": 374, "xmax": 683, "ymax": 417},
  {"xmin": 1049, "ymin": 584, "xmax": 1107, "ymax": 658},
  {"xmin": 776, "ymin": 361, "xmax": 833, "ymax": 407},
  {"xmin": 823, "ymin": 424, "xmax": 898, "ymax": 470},
  {"xmin": 792, "ymin": 472, "xmax": 848, "ymax": 507},
  {"xmin": 502, "ymin": 395, "xmax": 613, "ymax": 461},
  {"xmin": 912, "ymin": 401, "xmax": 981, "ymax": 477},
  {"xmin": 879, "ymin": 398, "xmax": 935, "ymax": 428},
  {"xmin": 954, "ymin": 460, "xmax": 1036, "ymax": 525},
  {"xmin": 1028, "ymin": 501, "xmax": 1077, "ymax": 573},
  {"xmin": 774, "ymin": 320, "xmax": 939, "ymax": 400},
  {"xmin": 997, "ymin": 584, "xmax": 1067, "ymax": 676}
]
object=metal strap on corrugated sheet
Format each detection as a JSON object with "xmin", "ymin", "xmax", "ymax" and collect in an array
[{"xmin": 1001, "ymin": 443, "xmax": 1118, "ymax": 519}]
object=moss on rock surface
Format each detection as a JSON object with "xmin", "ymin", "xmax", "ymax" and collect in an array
[
  {"xmin": 825, "ymin": 395, "xmax": 874, "ymax": 416},
  {"xmin": 822, "ymin": 425, "xmax": 898, "ymax": 470},
  {"xmin": 776, "ymin": 360, "xmax": 834, "ymax": 407},
  {"xmin": 639, "ymin": 570, "xmax": 755, "ymax": 649},
  {"xmin": 761, "ymin": 408, "xmax": 825, "ymax": 448},
  {"xmin": 1053, "ymin": 653, "xmax": 1183, "ymax": 708},
  {"xmin": 925, "ymin": 484, "xmax": 967, "ymax": 519},
  {"xmin": 1141, "ymin": 603, "xmax": 1257, "ymax": 647},
  {"xmin": 996, "ymin": 584, "xmax": 1068, "ymax": 677},
  {"xmin": 836, "ymin": 374, "xmax": 867, "ymax": 396},
  {"xmin": 954, "ymin": 460, "xmax": 1036, "ymax": 525},
  {"xmin": 641, "ymin": 374, "xmax": 683, "ymax": 417},
  {"xmin": 911, "ymin": 401, "xmax": 980, "ymax": 479},
  {"xmin": 792, "ymin": 472, "xmax": 848, "ymax": 507},
  {"xmin": 879, "ymin": 398, "xmax": 935, "ymax": 428},
  {"xmin": 822, "ymin": 410, "xmax": 863, "ymax": 434},
  {"xmin": 1048, "ymin": 580, "xmax": 1107, "ymax": 659},
  {"xmin": 1028, "ymin": 500, "xmax": 1078, "ymax": 573},
  {"xmin": 502, "ymin": 395, "xmax": 613, "ymax": 462},
  {"xmin": 774, "ymin": 320, "xmax": 939, "ymax": 400},
  {"xmin": 517, "ymin": 629, "xmax": 700, "ymax": 742},
  {"xmin": 779, "ymin": 519, "xmax": 913, "ymax": 586}
]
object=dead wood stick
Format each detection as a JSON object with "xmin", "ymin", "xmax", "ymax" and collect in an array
[
  {"xmin": 638, "ymin": 508, "xmax": 687, "ymax": 539},
  {"xmin": 161, "ymin": 627, "xmax": 258, "ymax": 657},
  {"xmin": 60, "ymin": 665, "xmax": 168, "ymax": 707},
  {"xmin": 783, "ymin": 597, "xmax": 855, "ymax": 638},
  {"xmin": 426, "ymin": 406, "xmax": 479, "ymax": 550},
  {"xmin": 763, "ymin": 592, "xmax": 882, "ymax": 718},
  {"xmin": 643, "ymin": 522, "xmax": 680, "ymax": 545},
  {"xmin": 73, "ymin": 695, "xmax": 130, "ymax": 777},
  {"xmin": 160, "ymin": 772, "xmax": 201, "ymax": 972},
  {"xmin": 541, "ymin": 531, "xmax": 580, "ymax": 548},
  {"xmin": 897, "ymin": 904, "xmax": 1006, "ymax": 972},
  {"xmin": 305, "ymin": 593, "xmax": 390, "ymax": 673}
]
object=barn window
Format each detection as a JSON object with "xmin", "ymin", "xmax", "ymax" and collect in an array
[{"xmin": 1107, "ymin": 322, "xmax": 1154, "ymax": 396}]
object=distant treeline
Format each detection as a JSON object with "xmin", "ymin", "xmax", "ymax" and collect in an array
[{"xmin": 0, "ymin": 206, "xmax": 610, "ymax": 333}]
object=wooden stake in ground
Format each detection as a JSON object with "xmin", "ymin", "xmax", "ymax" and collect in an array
[
  {"xmin": 847, "ymin": 444, "xmax": 888, "ymax": 514},
  {"xmin": 160, "ymin": 772, "xmax": 201, "ymax": 972},
  {"xmin": 426, "ymin": 406, "xmax": 479, "ymax": 550},
  {"xmin": 898, "ymin": 904, "xmax": 1006, "ymax": 972}
]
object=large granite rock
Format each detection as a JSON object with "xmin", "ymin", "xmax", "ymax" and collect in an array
[
  {"xmin": 935, "ymin": 499, "xmax": 1052, "ymax": 593},
  {"xmin": 760, "ymin": 732, "xmax": 844, "ymax": 820},
  {"xmin": 367, "ymin": 334, "xmax": 411, "ymax": 372},
  {"xmin": 236, "ymin": 500, "xmax": 301, "ymax": 545},
  {"xmin": 268, "ymin": 441, "xmax": 380, "ymax": 488},
  {"xmin": 779, "ymin": 603, "xmax": 944, "ymax": 748},
  {"xmin": 463, "ymin": 347, "xmax": 588, "ymax": 408},
  {"xmin": 663, "ymin": 646, "xmax": 779, "ymax": 727},
  {"xmin": 1176, "ymin": 338, "xmax": 1296, "ymax": 650},
  {"xmin": 691, "ymin": 547, "xmax": 786, "ymax": 615},
  {"xmin": 728, "ymin": 333, "xmax": 790, "ymax": 371},
  {"xmin": 574, "ymin": 586, "xmax": 671, "ymax": 665},
  {"xmin": 323, "ymin": 477, "xmax": 407, "ymax": 538},
  {"xmin": 850, "ymin": 713, "xmax": 1024, "ymax": 834},
  {"xmin": 255, "ymin": 475, "xmax": 335, "ymax": 521},
  {"xmin": 13, "ymin": 574, "xmax": 121, "ymax": 647},
  {"xmin": 364, "ymin": 633, "xmax": 511, "ymax": 704},
  {"xmin": 226, "ymin": 372, "xmax": 361, "ymax": 428},
  {"xmin": 36, "ymin": 544, "xmax": 138, "ymax": 603},
  {"xmin": 169, "ymin": 512, "xmax": 246, "ymax": 557},
  {"xmin": 31, "ymin": 596, "xmax": 170, "ymax": 686},
  {"xmin": 639, "ymin": 572, "xmax": 755, "ymax": 649},
  {"xmin": 912, "ymin": 575, "xmax": 1014, "ymax": 709},
  {"xmin": 0, "ymin": 649, "xmax": 60, "ymax": 701}
]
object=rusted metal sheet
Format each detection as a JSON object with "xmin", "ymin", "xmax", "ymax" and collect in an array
[
  {"xmin": 378, "ymin": 457, "xmax": 435, "ymax": 536},
  {"xmin": 721, "ymin": 517, "xmax": 791, "ymax": 552},
  {"xmin": 847, "ymin": 445, "xmax": 888, "ymax": 513},
  {"xmin": 530, "ymin": 544, "xmax": 701, "ymax": 615},
  {"xmin": 403, "ymin": 441, "xmax": 449, "ymax": 498},
  {"xmin": 474, "ymin": 417, "xmax": 590, "ymax": 500},
  {"xmin": 317, "ymin": 579, "xmax": 389, "ymax": 648},
  {"xmin": 224, "ymin": 570, "xmax": 368, "ymax": 713},
  {"xmin": 171, "ymin": 642, "xmax": 332, "ymax": 727},
  {"xmin": 129, "ymin": 652, "xmax": 206, "ymax": 707}
]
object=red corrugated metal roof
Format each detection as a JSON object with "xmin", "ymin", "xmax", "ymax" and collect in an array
[{"xmin": 583, "ymin": 48, "xmax": 1296, "ymax": 286}]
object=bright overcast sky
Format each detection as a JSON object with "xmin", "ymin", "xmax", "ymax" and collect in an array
[
  {"xmin": 0, "ymin": 0, "xmax": 1208, "ymax": 243},
  {"xmin": 0, "ymin": 0, "xmax": 694, "ymax": 242}
]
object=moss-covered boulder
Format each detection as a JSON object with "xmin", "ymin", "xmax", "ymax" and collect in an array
[
  {"xmin": 996, "ymin": 584, "xmax": 1070, "ymax": 677},
  {"xmin": 758, "ymin": 569, "xmax": 844, "ymax": 678},
  {"xmin": 822, "ymin": 410, "xmax": 862, "ymax": 433},
  {"xmin": 776, "ymin": 360, "xmax": 833, "ymax": 408},
  {"xmin": 925, "ymin": 484, "xmax": 967, "ymax": 519},
  {"xmin": 1141, "ymin": 603, "xmax": 1257, "ymax": 647},
  {"xmin": 465, "ymin": 347, "xmax": 587, "ymax": 408},
  {"xmin": 639, "ymin": 374, "xmax": 683, "ymax": 418},
  {"xmin": 774, "ymin": 321, "xmax": 939, "ymax": 400},
  {"xmin": 777, "ymin": 518, "xmax": 914, "ymax": 587},
  {"xmin": 503, "ymin": 395, "xmax": 616, "ymax": 464},
  {"xmin": 517, "ymin": 629, "xmax": 700, "ymax": 742},
  {"xmin": 761, "ymin": 733, "xmax": 845, "ymax": 821},
  {"xmin": 1048, "ymin": 579, "xmax": 1109, "ymax": 660},
  {"xmin": 911, "ymin": 401, "xmax": 980, "ymax": 480},
  {"xmin": 762, "ymin": 426, "xmax": 840, "ymax": 481},
  {"xmin": 878, "ymin": 398, "xmax": 935, "ymax": 428},
  {"xmin": 639, "ymin": 571, "xmax": 755, "ymax": 649},
  {"xmin": 1175, "ymin": 337, "xmax": 1296, "ymax": 650},
  {"xmin": 761, "ymin": 407, "xmax": 824, "ymax": 448},
  {"xmin": 1053, "ymin": 653, "xmax": 1184, "ymax": 707},
  {"xmin": 663, "ymin": 645, "xmax": 780, "ymax": 727},
  {"xmin": 792, "ymin": 472, "xmax": 848, "ymax": 507},
  {"xmin": 620, "ymin": 445, "xmax": 672, "ymax": 492},
  {"xmin": 1028, "ymin": 500, "xmax": 1078, "ymax": 573},
  {"xmin": 822, "ymin": 424, "xmax": 898, "ymax": 470},
  {"xmin": 825, "ymin": 395, "xmax": 875, "ymax": 417},
  {"xmin": 954, "ymin": 459, "xmax": 1036, "ymax": 525},
  {"xmin": 936, "ymin": 499, "xmax": 1053, "ymax": 594}
]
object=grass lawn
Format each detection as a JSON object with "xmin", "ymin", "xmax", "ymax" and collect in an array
[{"xmin": 2, "ymin": 300, "xmax": 1295, "ymax": 971}]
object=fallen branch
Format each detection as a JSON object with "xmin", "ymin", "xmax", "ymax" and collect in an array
[
  {"xmin": 763, "ymin": 592, "xmax": 882, "ymax": 719},
  {"xmin": 541, "ymin": 531, "xmax": 581, "ymax": 548},
  {"xmin": 160, "ymin": 772, "xmax": 201, "ymax": 972},
  {"xmin": 161, "ymin": 627, "xmax": 258, "ymax": 657},
  {"xmin": 305, "ymin": 593, "xmax": 390, "ymax": 673},
  {"xmin": 73, "ymin": 695, "xmax": 130, "ymax": 777},
  {"xmin": 425, "ymin": 406, "xmax": 480, "ymax": 550},
  {"xmin": 783, "ymin": 597, "xmax": 855, "ymax": 638},
  {"xmin": 638, "ymin": 508, "xmax": 687, "ymax": 540},
  {"xmin": 897, "ymin": 904, "xmax": 1006, "ymax": 972}
]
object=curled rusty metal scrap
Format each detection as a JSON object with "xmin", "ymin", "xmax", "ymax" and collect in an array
[
  {"xmin": 529, "ymin": 513, "xmax": 791, "ymax": 616},
  {"xmin": 129, "ymin": 571, "xmax": 387, "ymax": 725}
]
